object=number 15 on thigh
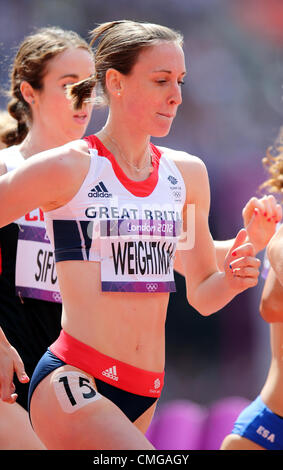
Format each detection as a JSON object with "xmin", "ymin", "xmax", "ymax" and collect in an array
[{"xmin": 53, "ymin": 371, "xmax": 102, "ymax": 413}]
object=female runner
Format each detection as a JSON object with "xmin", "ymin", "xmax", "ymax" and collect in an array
[
  {"xmin": 221, "ymin": 128, "xmax": 283, "ymax": 450},
  {"xmin": 0, "ymin": 26, "xmax": 94, "ymax": 449},
  {"xmin": 0, "ymin": 20, "xmax": 262, "ymax": 450}
]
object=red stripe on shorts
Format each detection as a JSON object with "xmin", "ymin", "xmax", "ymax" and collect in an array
[{"xmin": 49, "ymin": 329, "xmax": 164, "ymax": 398}]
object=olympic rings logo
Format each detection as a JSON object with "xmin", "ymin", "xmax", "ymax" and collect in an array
[
  {"xmin": 52, "ymin": 292, "xmax": 62, "ymax": 302},
  {"xmin": 146, "ymin": 283, "xmax": 158, "ymax": 292},
  {"xmin": 173, "ymin": 191, "xmax": 181, "ymax": 199}
]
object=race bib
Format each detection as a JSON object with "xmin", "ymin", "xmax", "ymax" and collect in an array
[
  {"xmin": 15, "ymin": 216, "xmax": 61, "ymax": 303},
  {"xmin": 100, "ymin": 218, "xmax": 181, "ymax": 292}
]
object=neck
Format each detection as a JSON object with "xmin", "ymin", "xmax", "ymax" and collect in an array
[
  {"xmin": 98, "ymin": 118, "xmax": 152, "ymax": 174},
  {"xmin": 18, "ymin": 124, "xmax": 72, "ymax": 159}
]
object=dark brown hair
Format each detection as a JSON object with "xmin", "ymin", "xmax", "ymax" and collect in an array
[
  {"xmin": 0, "ymin": 111, "xmax": 17, "ymax": 148},
  {"xmin": 260, "ymin": 127, "xmax": 283, "ymax": 198},
  {"xmin": 67, "ymin": 20, "xmax": 183, "ymax": 110},
  {"xmin": 2, "ymin": 26, "xmax": 93, "ymax": 146}
]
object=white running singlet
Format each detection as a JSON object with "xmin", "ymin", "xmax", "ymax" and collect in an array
[{"xmin": 44, "ymin": 135, "xmax": 187, "ymax": 293}]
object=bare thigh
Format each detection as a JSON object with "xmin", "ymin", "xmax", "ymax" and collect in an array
[
  {"xmin": 134, "ymin": 400, "xmax": 157, "ymax": 435},
  {"xmin": 0, "ymin": 400, "xmax": 45, "ymax": 450},
  {"xmin": 221, "ymin": 433, "xmax": 265, "ymax": 450},
  {"xmin": 30, "ymin": 365, "xmax": 155, "ymax": 450}
]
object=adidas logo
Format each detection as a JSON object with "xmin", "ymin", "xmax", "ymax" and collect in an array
[
  {"xmin": 88, "ymin": 181, "xmax": 112, "ymax": 198},
  {"xmin": 102, "ymin": 365, "xmax": 119, "ymax": 381}
]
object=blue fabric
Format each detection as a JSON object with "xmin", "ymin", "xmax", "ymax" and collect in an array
[
  {"xmin": 28, "ymin": 348, "xmax": 64, "ymax": 414},
  {"xmin": 53, "ymin": 219, "xmax": 92, "ymax": 262},
  {"xmin": 232, "ymin": 395, "xmax": 283, "ymax": 450},
  {"xmin": 28, "ymin": 348, "xmax": 157, "ymax": 425}
]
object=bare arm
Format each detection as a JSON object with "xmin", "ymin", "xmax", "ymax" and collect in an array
[
  {"xmin": 0, "ymin": 155, "xmax": 29, "ymax": 403},
  {"xmin": 215, "ymin": 196, "xmax": 281, "ymax": 269},
  {"xmin": 0, "ymin": 140, "xmax": 89, "ymax": 227},
  {"xmin": 175, "ymin": 154, "xmax": 260, "ymax": 316},
  {"xmin": 174, "ymin": 195, "xmax": 281, "ymax": 274},
  {"xmin": 0, "ymin": 327, "xmax": 29, "ymax": 403}
]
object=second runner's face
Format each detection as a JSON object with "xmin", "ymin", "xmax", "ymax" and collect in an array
[
  {"xmin": 35, "ymin": 47, "xmax": 95, "ymax": 141},
  {"xmin": 122, "ymin": 41, "xmax": 186, "ymax": 138}
]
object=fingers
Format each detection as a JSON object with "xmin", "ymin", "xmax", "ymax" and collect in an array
[
  {"xmin": 276, "ymin": 203, "xmax": 283, "ymax": 223},
  {"xmin": 229, "ymin": 256, "xmax": 261, "ymax": 278},
  {"xmin": 13, "ymin": 351, "xmax": 29, "ymax": 384},
  {"xmin": 0, "ymin": 372, "xmax": 17, "ymax": 404},
  {"xmin": 0, "ymin": 346, "xmax": 29, "ymax": 404},
  {"xmin": 227, "ymin": 260, "xmax": 260, "ymax": 290},
  {"xmin": 243, "ymin": 195, "xmax": 281, "ymax": 225},
  {"xmin": 233, "ymin": 276, "xmax": 259, "ymax": 289},
  {"xmin": 243, "ymin": 196, "xmax": 282, "ymax": 254},
  {"xmin": 261, "ymin": 196, "xmax": 281, "ymax": 222},
  {"xmin": 229, "ymin": 228, "xmax": 248, "ymax": 252},
  {"xmin": 225, "ymin": 238, "xmax": 260, "ymax": 291},
  {"xmin": 225, "ymin": 236, "xmax": 256, "ymax": 270},
  {"xmin": 1, "ymin": 388, "xmax": 18, "ymax": 404},
  {"xmin": 230, "ymin": 240, "xmax": 255, "ymax": 259}
]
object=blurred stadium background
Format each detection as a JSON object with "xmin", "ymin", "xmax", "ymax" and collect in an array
[{"xmin": 0, "ymin": 0, "xmax": 283, "ymax": 442}]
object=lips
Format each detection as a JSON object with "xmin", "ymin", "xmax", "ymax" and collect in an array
[
  {"xmin": 157, "ymin": 112, "xmax": 175, "ymax": 119},
  {"xmin": 73, "ymin": 112, "xmax": 88, "ymax": 125}
]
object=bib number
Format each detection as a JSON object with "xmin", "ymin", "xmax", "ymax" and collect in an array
[{"xmin": 54, "ymin": 371, "xmax": 102, "ymax": 413}]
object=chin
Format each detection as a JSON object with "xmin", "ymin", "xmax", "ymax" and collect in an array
[
  {"xmin": 151, "ymin": 127, "xmax": 172, "ymax": 139},
  {"xmin": 155, "ymin": 118, "xmax": 174, "ymax": 136}
]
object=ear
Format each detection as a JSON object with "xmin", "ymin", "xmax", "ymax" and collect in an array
[
  {"xmin": 20, "ymin": 81, "xmax": 36, "ymax": 105},
  {"xmin": 105, "ymin": 68, "xmax": 123, "ymax": 98}
]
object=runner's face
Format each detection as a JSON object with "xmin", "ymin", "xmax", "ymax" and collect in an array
[
  {"xmin": 121, "ymin": 41, "xmax": 186, "ymax": 138},
  {"xmin": 34, "ymin": 47, "xmax": 95, "ymax": 140}
]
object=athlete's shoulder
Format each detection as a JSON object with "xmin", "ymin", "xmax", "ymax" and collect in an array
[
  {"xmin": 52, "ymin": 138, "xmax": 89, "ymax": 159},
  {"xmin": 157, "ymin": 145, "xmax": 205, "ymax": 166},
  {"xmin": 157, "ymin": 145, "xmax": 209, "ymax": 204},
  {"xmin": 8, "ymin": 139, "xmax": 90, "ymax": 207},
  {"xmin": 28, "ymin": 139, "xmax": 89, "ymax": 174},
  {"xmin": 157, "ymin": 145, "xmax": 207, "ymax": 178}
]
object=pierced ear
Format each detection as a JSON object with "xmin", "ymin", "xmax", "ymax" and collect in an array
[
  {"xmin": 105, "ymin": 68, "xmax": 123, "ymax": 98},
  {"xmin": 20, "ymin": 81, "xmax": 36, "ymax": 106}
]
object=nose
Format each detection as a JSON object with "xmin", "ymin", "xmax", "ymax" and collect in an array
[{"xmin": 168, "ymin": 82, "xmax": 182, "ymax": 106}]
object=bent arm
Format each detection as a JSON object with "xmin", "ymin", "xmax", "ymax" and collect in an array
[
  {"xmin": 176, "ymin": 156, "xmax": 259, "ymax": 316},
  {"xmin": 213, "ymin": 239, "xmax": 234, "ymax": 271},
  {"xmin": 211, "ymin": 194, "xmax": 281, "ymax": 271},
  {"xmin": 175, "ymin": 194, "xmax": 281, "ymax": 274},
  {"xmin": 0, "ymin": 141, "xmax": 88, "ymax": 227},
  {"xmin": 213, "ymin": 195, "xmax": 281, "ymax": 271},
  {"xmin": 175, "ymin": 239, "xmax": 234, "ymax": 274}
]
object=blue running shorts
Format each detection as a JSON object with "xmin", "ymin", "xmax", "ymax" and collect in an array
[{"xmin": 231, "ymin": 395, "xmax": 283, "ymax": 450}]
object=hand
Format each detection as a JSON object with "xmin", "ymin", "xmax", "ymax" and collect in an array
[
  {"xmin": 224, "ymin": 228, "xmax": 261, "ymax": 293},
  {"xmin": 242, "ymin": 195, "xmax": 282, "ymax": 254},
  {"xmin": 0, "ymin": 339, "xmax": 29, "ymax": 404}
]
